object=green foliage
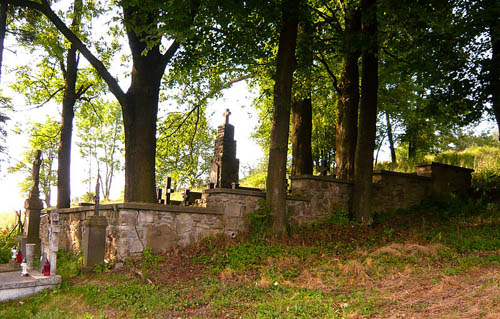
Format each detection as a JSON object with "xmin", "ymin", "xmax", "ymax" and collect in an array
[
  {"xmin": 245, "ymin": 200, "xmax": 272, "ymax": 238},
  {"xmin": 156, "ymin": 110, "xmax": 215, "ymax": 190},
  {"xmin": 140, "ymin": 246, "xmax": 165, "ymax": 271},
  {"xmin": 323, "ymin": 209, "xmax": 354, "ymax": 227},
  {"xmin": 75, "ymin": 283, "xmax": 174, "ymax": 315},
  {"xmin": 76, "ymin": 101, "xmax": 124, "ymax": 200},
  {"xmin": 0, "ymin": 94, "xmax": 10, "ymax": 164},
  {"xmin": 0, "ymin": 226, "xmax": 17, "ymax": 263},
  {"xmin": 240, "ymin": 160, "xmax": 267, "ymax": 189},
  {"xmin": 8, "ymin": 117, "xmax": 60, "ymax": 207}
]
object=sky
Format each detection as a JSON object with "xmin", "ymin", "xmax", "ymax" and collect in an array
[
  {"xmin": 0, "ymin": 76, "xmax": 263, "ymax": 213},
  {"xmin": 0, "ymin": 1, "xmax": 496, "ymax": 213},
  {"xmin": 0, "ymin": 1, "xmax": 268, "ymax": 213}
]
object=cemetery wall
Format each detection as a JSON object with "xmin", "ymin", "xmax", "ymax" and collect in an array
[
  {"xmin": 41, "ymin": 203, "xmax": 223, "ymax": 260},
  {"xmin": 371, "ymin": 170, "xmax": 432, "ymax": 212},
  {"xmin": 40, "ymin": 162, "xmax": 473, "ymax": 261}
]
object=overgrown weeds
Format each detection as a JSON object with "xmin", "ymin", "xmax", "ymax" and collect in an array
[{"xmin": 2, "ymin": 191, "xmax": 500, "ymax": 318}]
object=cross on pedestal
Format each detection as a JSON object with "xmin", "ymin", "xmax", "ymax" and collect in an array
[
  {"xmin": 223, "ymin": 109, "xmax": 231, "ymax": 124},
  {"xmin": 165, "ymin": 176, "xmax": 174, "ymax": 205}
]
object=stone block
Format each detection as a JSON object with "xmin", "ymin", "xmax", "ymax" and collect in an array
[
  {"xmin": 82, "ymin": 215, "xmax": 108, "ymax": 270},
  {"xmin": 138, "ymin": 211, "xmax": 156, "ymax": 225},
  {"xmin": 158, "ymin": 212, "xmax": 175, "ymax": 224},
  {"xmin": 119, "ymin": 210, "xmax": 137, "ymax": 226},
  {"xmin": 129, "ymin": 239, "xmax": 144, "ymax": 254},
  {"xmin": 225, "ymin": 203, "xmax": 245, "ymax": 217}
]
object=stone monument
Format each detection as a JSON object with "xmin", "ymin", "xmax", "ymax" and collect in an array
[
  {"xmin": 82, "ymin": 175, "xmax": 108, "ymax": 272},
  {"xmin": 209, "ymin": 109, "xmax": 239, "ymax": 188},
  {"xmin": 19, "ymin": 150, "xmax": 43, "ymax": 259}
]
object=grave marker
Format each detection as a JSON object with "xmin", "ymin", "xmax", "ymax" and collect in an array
[
  {"xmin": 165, "ymin": 176, "xmax": 174, "ymax": 205},
  {"xmin": 19, "ymin": 150, "xmax": 43, "ymax": 259},
  {"xmin": 209, "ymin": 109, "xmax": 239, "ymax": 188}
]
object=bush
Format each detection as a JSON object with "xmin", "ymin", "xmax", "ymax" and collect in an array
[
  {"xmin": 0, "ymin": 227, "xmax": 18, "ymax": 263},
  {"xmin": 245, "ymin": 199, "xmax": 272, "ymax": 238}
]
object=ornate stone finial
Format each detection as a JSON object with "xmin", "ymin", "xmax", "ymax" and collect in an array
[
  {"xmin": 30, "ymin": 150, "xmax": 42, "ymax": 198},
  {"xmin": 223, "ymin": 109, "xmax": 231, "ymax": 124}
]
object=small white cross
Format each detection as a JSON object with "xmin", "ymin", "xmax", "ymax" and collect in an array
[{"xmin": 223, "ymin": 109, "xmax": 231, "ymax": 124}]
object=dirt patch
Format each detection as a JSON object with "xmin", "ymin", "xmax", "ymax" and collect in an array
[
  {"xmin": 372, "ymin": 243, "xmax": 448, "ymax": 257},
  {"xmin": 372, "ymin": 265, "xmax": 500, "ymax": 318},
  {"xmin": 152, "ymin": 251, "xmax": 210, "ymax": 286}
]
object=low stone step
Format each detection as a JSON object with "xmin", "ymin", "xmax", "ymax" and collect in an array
[{"xmin": 0, "ymin": 268, "xmax": 61, "ymax": 302}]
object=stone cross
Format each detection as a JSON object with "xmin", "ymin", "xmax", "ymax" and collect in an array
[
  {"xmin": 165, "ymin": 176, "xmax": 174, "ymax": 205},
  {"xmin": 223, "ymin": 109, "xmax": 231, "ymax": 124},
  {"xmin": 29, "ymin": 150, "xmax": 42, "ymax": 199},
  {"xmin": 20, "ymin": 149, "xmax": 44, "ymax": 259}
]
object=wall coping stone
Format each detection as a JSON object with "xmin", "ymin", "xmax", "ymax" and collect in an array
[
  {"xmin": 415, "ymin": 162, "xmax": 474, "ymax": 172},
  {"xmin": 290, "ymin": 175, "xmax": 352, "ymax": 184},
  {"xmin": 47, "ymin": 202, "xmax": 222, "ymax": 215},
  {"xmin": 373, "ymin": 170, "xmax": 432, "ymax": 180},
  {"xmin": 203, "ymin": 188, "xmax": 309, "ymax": 202}
]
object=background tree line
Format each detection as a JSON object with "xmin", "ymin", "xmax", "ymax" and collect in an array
[{"xmin": 0, "ymin": 0, "xmax": 497, "ymax": 237}]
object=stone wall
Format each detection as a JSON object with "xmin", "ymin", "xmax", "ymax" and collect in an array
[
  {"xmin": 416, "ymin": 162, "xmax": 473, "ymax": 197},
  {"xmin": 201, "ymin": 188, "xmax": 309, "ymax": 231},
  {"xmin": 41, "ymin": 203, "xmax": 223, "ymax": 260},
  {"xmin": 290, "ymin": 175, "xmax": 352, "ymax": 219},
  {"xmin": 371, "ymin": 170, "xmax": 431, "ymax": 212},
  {"xmin": 40, "ymin": 162, "xmax": 473, "ymax": 261}
]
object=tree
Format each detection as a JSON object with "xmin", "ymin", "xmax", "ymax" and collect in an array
[
  {"xmin": 9, "ymin": 118, "xmax": 59, "ymax": 207},
  {"xmin": 0, "ymin": 1, "xmax": 7, "ymax": 82},
  {"xmin": 352, "ymin": 0, "xmax": 378, "ymax": 224},
  {"xmin": 5, "ymin": 0, "xmax": 200, "ymax": 203},
  {"xmin": 156, "ymin": 110, "xmax": 215, "ymax": 190},
  {"xmin": 0, "ymin": 95, "xmax": 9, "ymax": 162},
  {"xmin": 291, "ymin": 15, "xmax": 313, "ymax": 176},
  {"xmin": 76, "ymin": 101, "xmax": 123, "ymax": 201},
  {"xmin": 266, "ymin": 0, "xmax": 300, "ymax": 237},
  {"xmin": 9, "ymin": 0, "xmax": 104, "ymax": 208},
  {"xmin": 333, "ymin": 3, "xmax": 361, "ymax": 181}
]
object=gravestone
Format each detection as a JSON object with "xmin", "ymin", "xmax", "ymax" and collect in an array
[
  {"xmin": 209, "ymin": 109, "xmax": 239, "ymax": 188},
  {"xmin": 19, "ymin": 150, "xmax": 43, "ymax": 259},
  {"xmin": 82, "ymin": 177, "xmax": 108, "ymax": 272}
]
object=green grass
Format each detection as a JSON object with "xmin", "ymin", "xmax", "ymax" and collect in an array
[{"xmin": 2, "ymin": 191, "xmax": 500, "ymax": 318}]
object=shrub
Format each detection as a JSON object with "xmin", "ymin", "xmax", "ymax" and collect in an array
[
  {"xmin": 0, "ymin": 227, "xmax": 17, "ymax": 263},
  {"xmin": 245, "ymin": 199, "xmax": 272, "ymax": 238}
]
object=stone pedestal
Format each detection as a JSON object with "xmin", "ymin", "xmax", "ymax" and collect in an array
[
  {"xmin": 82, "ymin": 215, "xmax": 108, "ymax": 271},
  {"xmin": 49, "ymin": 225, "xmax": 61, "ymax": 276},
  {"xmin": 25, "ymin": 244, "xmax": 35, "ymax": 269},
  {"xmin": 20, "ymin": 197, "xmax": 43, "ymax": 259},
  {"xmin": 209, "ymin": 109, "xmax": 239, "ymax": 188}
]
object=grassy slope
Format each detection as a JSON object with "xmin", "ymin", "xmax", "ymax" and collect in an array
[{"xmin": 1, "ymin": 194, "xmax": 500, "ymax": 318}]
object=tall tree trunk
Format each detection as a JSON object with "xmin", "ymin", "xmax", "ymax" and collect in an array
[
  {"xmin": 335, "ymin": 7, "xmax": 361, "ymax": 181},
  {"xmin": 408, "ymin": 138, "xmax": 417, "ymax": 160},
  {"xmin": 56, "ymin": 54, "xmax": 76, "ymax": 208},
  {"xmin": 56, "ymin": 45, "xmax": 77, "ymax": 208},
  {"xmin": 291, "ymin": 97, "xmax": 313, "ymax": 175},
  {"xmin": 122, "ymin": 5, "xmax": 167, "ymax": 202},
  {"xmin": 352, "ymin": 0, "xmax": 378, "ymax": 225},
  {"xmin": 490, "ymin": 17, "xmax": 500, "ymax": 141},
  {"xmin": 386, "ymin": 111, "xmax": 396, "ymax": 164},
  {"xmin": 266, "ymin": 0, "xmax": 299, "ymax": 237},
  {"xmin": 56, "ymin": 0, "xmax": 82, "ymax": 208},
  {"xmin": 291, "ymin": 17, "xmax": 313, "ymax": 176},
  {"xmin": 122, "ymin": 85, "xmax": 161, "ymax": 203},
  {"xmin": 0, "ymin": 2, "xmax": 7, "ymax": 83}
]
